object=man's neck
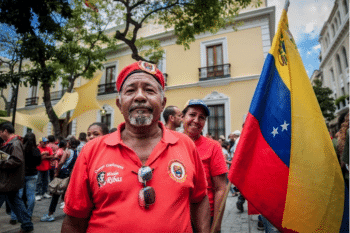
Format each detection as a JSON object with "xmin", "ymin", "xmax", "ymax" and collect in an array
[
  {"xmin": 184, "ymin": 131, "xmax": 200, "ymax": 142},
  {"xmin": 165, "ymin": 123, "xmax": 176, "ymax": 131},
  {"xmin": 122, "ymin": 121, "xmax": 162, "ymax": 140}
]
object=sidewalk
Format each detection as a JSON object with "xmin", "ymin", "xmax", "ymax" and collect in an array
[
  {"xmin": 1, "ymin": 194, "xmax": 263, "ymax": 233},
  {"xmin": 0, "ymin": 196, "xmax": 65, "ymax": 233}
]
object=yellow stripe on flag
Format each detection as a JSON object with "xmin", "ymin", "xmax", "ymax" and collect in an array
[{"xmin": 278, "ymin": 10, "xmax": 345, "ymax": 233}]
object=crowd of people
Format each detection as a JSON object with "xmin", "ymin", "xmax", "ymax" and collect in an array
[
  {"xmin": 0, "ymin": 60, "xmax": 348, "ymax": 233},
  {"xmin": 0, "ymin": 121, "xmax": 111, "ymax": 232}
]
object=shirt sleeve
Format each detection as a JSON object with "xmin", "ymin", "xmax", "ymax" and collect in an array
[
  {"xmin": 210, "ymin": 142, "xmax": 228, "ymax": 177},
  {"xmin": 190, "ymin": 148, "xmax": 208, "ymax": 203},
  {"xmin": 48, "ymin": 147, "xmax": 53, "ymax": 156},
  {"xmin": 63, "ymin": 147, "xmax": 94, "ymax": 218}
]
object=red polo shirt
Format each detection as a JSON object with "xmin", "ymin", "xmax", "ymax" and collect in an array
[
  {"xmin": 194, "ymin": 136, "xmax": 228, "ymax": 216},
  {"xmin": 36, "ymin": 146, "xmax": 53, "ymax": 171},
  {"xmin": 64, "ymin": 122, "xmax": 207, "ymax": 232}
]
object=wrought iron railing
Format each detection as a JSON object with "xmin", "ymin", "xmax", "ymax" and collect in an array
[
  {"xmin": 98, "ymin": 83, "xmax": 117, "ymax": 95},
  {"xmin": 198, "ymin": 63, "xmax": 231, "ymax": 81},
  {"xmin": 25, "ymin": 97, "xmax": 39, "ymax": 106}
]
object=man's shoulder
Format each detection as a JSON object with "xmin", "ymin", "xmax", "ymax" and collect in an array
[
  {"xmin": 81, "ymin": 135, "xmax": 109, "ymax": 153},
  {"xmin": 168, "ymin": 130, "xmax": 194, "ymax": 145},
  {"xmin": 199, "ymin": 136, "xmax": 221, "ymax": 148}
]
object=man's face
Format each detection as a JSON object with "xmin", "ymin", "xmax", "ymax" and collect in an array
[
  {"xmin": 39, "ymin": 141, "xmax": 46, "ymax": 147},
  {"xmin": 183, "ymin": 106, "xmax": 207, "ymax": 138},
  {"xmin": 172, "ymin": 107, "xmax": 183, "ymax": 128},
  {"xmin": 0, "ymin": 130, "xmax": 6, "ymax": 141},
  {"xmin": 116, "ymin": 72, "xmax": 166, "ymax": 127}
]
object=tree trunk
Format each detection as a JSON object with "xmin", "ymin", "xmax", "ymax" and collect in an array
[
  {"xmin": 42, "ymin": 82, "xmax": 61, "ymax": 137},
  {"xmin": 61, "ymin": 76, "xmax": 76, "ymax": 137}
]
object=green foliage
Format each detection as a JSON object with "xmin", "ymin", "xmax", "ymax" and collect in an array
[
  {"xmin": 53, "ymin": 0, "xmax": 118, "ymax": 90},
  {"xmin": 335, "ymin": 95, "xmax": 349, "ymax": 106},
  {"xmin": 0, "ymin": 0, "xmax": 72, "ymax": 35},
  {"xmin": 313, "ymin": 79, "xmax": 336, "ymax": 122},
  {"xmin": 112, "ymin": 0, "xmax": 260, "ymax": 61},
  {"xmin": 135, "ymin": 38, "xmax": 164, "ymax": 64}
]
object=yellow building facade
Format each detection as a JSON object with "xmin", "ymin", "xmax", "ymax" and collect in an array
[{"xmin": 0, "ymin": 4, "xmax": 275, "ymax": 140}]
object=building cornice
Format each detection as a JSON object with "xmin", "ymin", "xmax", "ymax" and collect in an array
[
  {"xmin": 319, "ymin": 17, "xmax": 349, "ymax": 68},
  {"xmin": 165, "ymin": 74, "xmax": 260, "ymax": 91},
  {"xmin": 320, "ymin": 0, "xmax": 340, "ymax": 36},
  {"xmin": 104, "ymin": 6, "xmax": 276, "ymax": 58}
]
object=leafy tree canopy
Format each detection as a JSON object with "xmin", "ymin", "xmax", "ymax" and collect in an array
[
  {"xmin": 109, "ymin": 0, "xmax": 260, "ymax": 63},
  {"xmin": 0, "ymin": 0, "xmax": 72, "ymax": 35},
  {"xmin": 313, "ymin": 79, "xmax": 336, "ymax": 122}
]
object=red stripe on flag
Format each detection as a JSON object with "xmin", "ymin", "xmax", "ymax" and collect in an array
[
  {"xmin": 248, "ymin": 201, "xmax": 260, "ymax": 215},
  {"xmin": 228, "ymin": 113, "xmax": 295, "ymax": 232}
]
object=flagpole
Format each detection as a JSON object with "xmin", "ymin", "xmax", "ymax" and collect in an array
[{"xmin": 284, "ymin": 0, "xmax": 290, "ymax": 12}]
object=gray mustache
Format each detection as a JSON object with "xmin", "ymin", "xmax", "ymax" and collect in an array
[{"xmin": 129, "ymin": 105, "xmax": 153, "ymax": 113}]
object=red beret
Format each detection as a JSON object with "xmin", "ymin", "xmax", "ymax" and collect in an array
[{"xmin": 116, "ymin": 61, "xmax": 165, "ymax": 92}]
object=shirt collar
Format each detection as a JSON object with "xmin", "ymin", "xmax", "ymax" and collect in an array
[{"xmin": 104, "ymin": 121, "xmax": 178, "ymax": 146}]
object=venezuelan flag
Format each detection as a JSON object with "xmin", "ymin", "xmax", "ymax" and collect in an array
[{"xmin": 228, "ymin": 7, "xmax": 349, "ymax": 233}]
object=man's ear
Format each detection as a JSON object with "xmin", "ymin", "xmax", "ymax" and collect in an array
[
  {"xmin": 161, "ymin": 97, "xmax": 167, "ymax": 111},
  {"xmin": 116, "ymin": 97, "xmax": 122, "ymax": 111}
]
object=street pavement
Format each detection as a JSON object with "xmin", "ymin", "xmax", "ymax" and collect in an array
[{"xmin": 1, "ymin": 194, "xmax": 263, "ymax": 233}]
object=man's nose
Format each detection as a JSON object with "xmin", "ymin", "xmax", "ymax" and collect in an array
[{"xmin": 134, "ymin": 89, "xmax": 147, "ymax": 102}]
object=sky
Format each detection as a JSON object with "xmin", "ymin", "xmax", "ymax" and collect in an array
[{"xmin": 267, "ymin": 0, "xmax": 335, "ymax": 78}]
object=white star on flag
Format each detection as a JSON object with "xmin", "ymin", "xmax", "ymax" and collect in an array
[
  {"xmin": 271, "ymin": 127, "xmax": 279, "ymax": 137},
  {"xmin": 281, "ymin": 121, "xmax": 290, "ymax": 131}
]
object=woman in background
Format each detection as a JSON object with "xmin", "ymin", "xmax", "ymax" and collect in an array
[
  {"xmin": 10, "ymin": 133, "xmax": 42, "ymax": 225},
  {"xmin": 87, "ymin": 122, "xmax": 109, "ymax": 141}
]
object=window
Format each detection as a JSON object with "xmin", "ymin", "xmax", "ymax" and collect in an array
[
  {"xmin": 334, "ymin": 18, "xmax": 339, "ymax": 30},
  {"xmin": 330, "ymin": 68, "xmax": 335, "ymax": 82},
  {"xmin": 31, "ymin": 86, "xmax": 38, "ymax": 98},
  {"xmin": 200, "ymin": 38, "xmax": 229, "ymax": 79},
  {"xmin": 207, "ymin": 104, "xmax": 225, "ymax": 140},
  {"xmin": 206, "ymin": 44, "xmax": 223, "ymax": 77},
  {"xmin": 342, "ymin": 47, "xmax": 348, "ymax": 68},
  {"xmin": 331, "ymin": 24, "xmax": 335, "ymax": 37},
  {"xmin": 101, "ymin": 113, "xmax": 112, "ymax": 130},
  {"xmin": 105, "ymin": 66, "xmax": 116, "ymax": 93},
  {"xmin": 97, "ymin": 105, "xmax": 114, "ymax": 129},
  {"xmin": 105, "ymin": 66, "xmax": 115, "ymax": 83},
  {"xmin": 343, "ymin": 0, "xmax": 349, "ymax": 14},
  {"xmin": 336, "ymin": 55, "xmax": 343, "ymax": 74},
  {"xmin": 338, "ymin": 12, "xmax": 342, "ymax": 24}
]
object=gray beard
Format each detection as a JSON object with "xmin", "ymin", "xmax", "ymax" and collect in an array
[{"xmin": 129, "ymin": 113, "xmax": 153, "ymax": 126}]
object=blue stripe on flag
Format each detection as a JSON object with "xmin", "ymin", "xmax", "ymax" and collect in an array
[{"xmin": 249, "ymin": 54, "xmax": 291, "ymax": 167}]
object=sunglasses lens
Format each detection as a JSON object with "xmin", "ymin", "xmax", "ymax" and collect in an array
[
  {"xmin": 139, "ymin": 186, "xmax": 156, "ymax": 207},
  {"xmin": 138, "ymin": 166, "xmax": 153, "ymax": 183}
]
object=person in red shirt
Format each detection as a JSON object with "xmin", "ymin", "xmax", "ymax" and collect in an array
[
  {"xmin": 62, "ymin": 61, "xmax": 210, "ymax": 233},
  {"xmin": 35, "ymin": 137, "xmax": 55, "ymax": 201},
  {"xmin": 47, "ymin": 135, "xmax": 58, "ymax": 182},
  {"xmin": 182, "ymin": 99, "xmax": 228, "ymax": 233}
]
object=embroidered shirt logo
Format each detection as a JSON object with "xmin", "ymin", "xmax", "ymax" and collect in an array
[
  {"xmin": 168, "ymin": 160, "xmax": 187, "ymax": 183},
  {"xmin": 97, "ymin": 171, "xmax": 106, "ymax": 187},
  {"xmin": 95, "ymin": 163, "xmax": 124, "ymax": 188}
]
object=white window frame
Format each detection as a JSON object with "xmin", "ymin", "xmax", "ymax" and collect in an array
[
  {"xmin": 96, "ymin": 104, "xmax": 115, "ymax": 129},
  {"xmin": 101, "ymin": 61, "xmax": 118, "ymax": 85},
  {"xmin": 202, "ymin": 91, "xmax": 231, "ymax": 139},
  {"xmin": 200, "ymin": 38, "xmax": 229, "ymax": 78}
]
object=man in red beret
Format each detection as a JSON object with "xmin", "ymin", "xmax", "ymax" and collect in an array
[{"xmin": 62, "ymin": 61, "xmax": 210, "ymax": 233}]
